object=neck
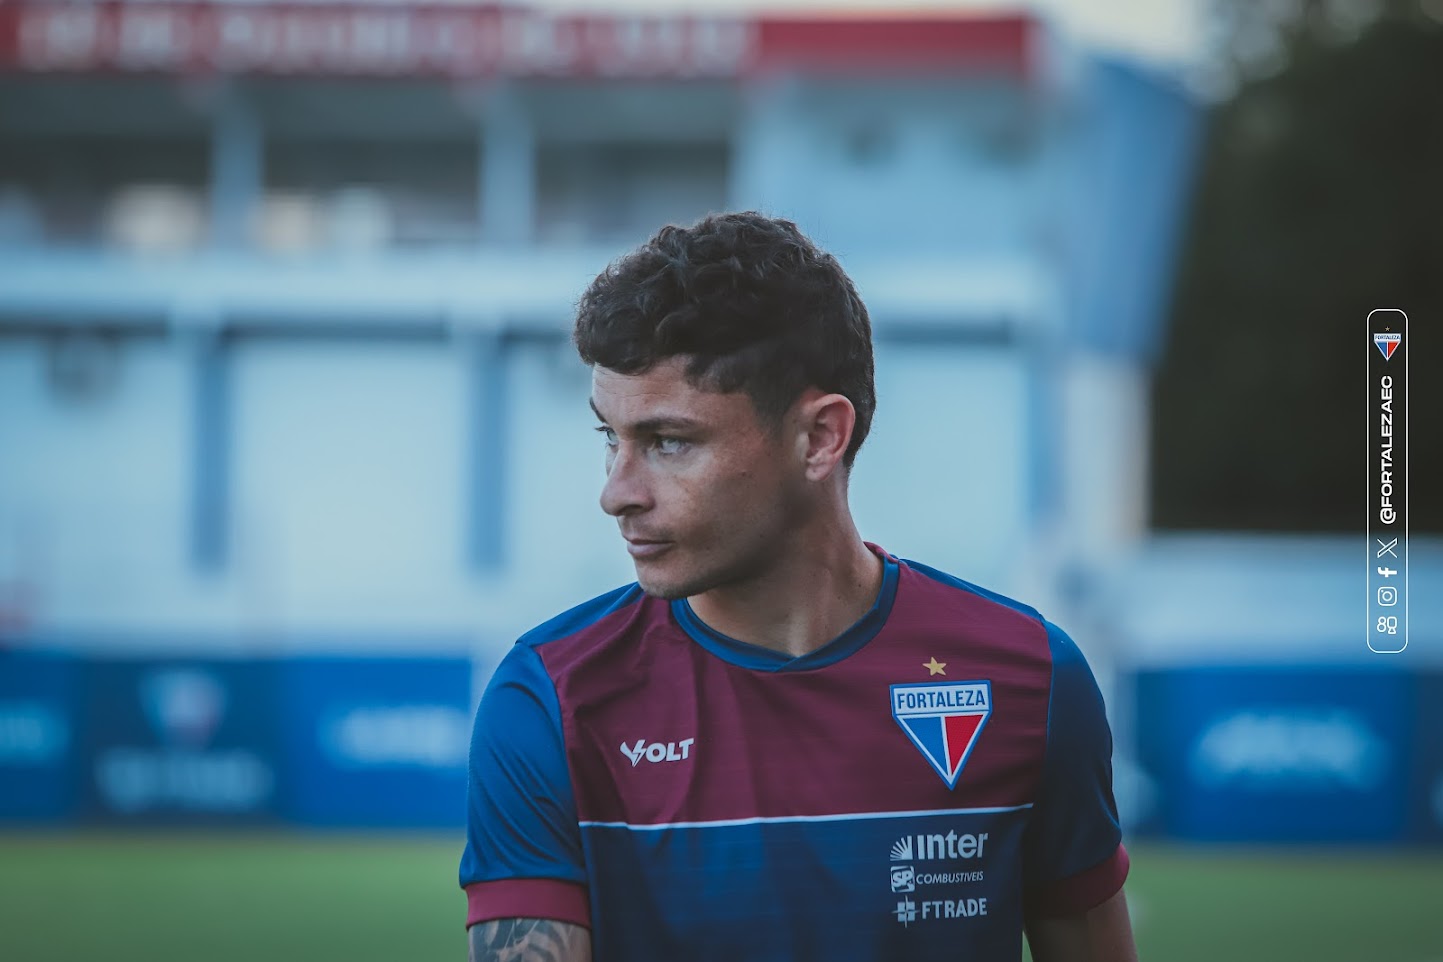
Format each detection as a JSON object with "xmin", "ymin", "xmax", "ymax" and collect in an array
[{"xmin": 686, "ymin": 513, "xmax": 885, "ymax": 660}]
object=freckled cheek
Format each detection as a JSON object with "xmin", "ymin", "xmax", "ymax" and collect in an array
[
  {"xmin": 655, "ymin": 475, "xmax": 723, "ymax": 538},
  {"xmin": 700, "ymin": 470, "xmax": 764, "ymax": 526},
  {"xmin": 662, "ymin": 478, "xmax": 705, "ymax": 521}
]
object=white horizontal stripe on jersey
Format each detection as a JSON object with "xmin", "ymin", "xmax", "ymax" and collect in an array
[{"xmin": 579, "ymin": 802, "xmax": 1033, "ymax": 831}]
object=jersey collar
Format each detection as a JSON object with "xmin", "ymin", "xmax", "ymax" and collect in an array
[{"xmin": 669, "ymin": 543, "xmax": 900, "ymax": 673}]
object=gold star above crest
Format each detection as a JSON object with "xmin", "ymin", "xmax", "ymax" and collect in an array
[{"xmin": 923, "ymin": 657, "xmax": 947, "ymax": 676}]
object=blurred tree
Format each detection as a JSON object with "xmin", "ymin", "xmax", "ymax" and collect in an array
[{"xmin": 1151, "ymin": 0, "xmax": 1442, "ymax": 532}]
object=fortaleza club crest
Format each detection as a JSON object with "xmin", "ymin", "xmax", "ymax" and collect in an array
[
  {"xmin": 1374, "ymin": 331, "xmax": 1401, "ymax": 360},
  {"xmin": 890, "ymin": 682, "xmax": 992, "ymax": 789}
]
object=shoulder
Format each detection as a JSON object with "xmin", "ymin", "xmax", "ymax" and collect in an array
[
  {"xmin": 515, "ymin": 582, "xmax": 649, "ymax": 654},
  {"xmin": 491, "ymin": 582, "xmax": 653, "ymax": 689},
  {"xmin": 897, "ymin": 556, "xmax": 1093, "ymax": 678},
  {"xmin": 479, "ymin": 582, "xmax": 649, "ymax": 719},
  {"xmin": 898, "ymin": 556, "xmax": 1045, "ymax": 624}
]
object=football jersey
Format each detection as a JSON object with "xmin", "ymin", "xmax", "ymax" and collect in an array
[{"xmin": 459, "ymin": 544, "xmax": 1128, "ymax": 961}]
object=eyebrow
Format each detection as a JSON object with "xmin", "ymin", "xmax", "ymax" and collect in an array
[{"xmin": 589, "ymin": 397, "xmax": 706, "ymax": 434}]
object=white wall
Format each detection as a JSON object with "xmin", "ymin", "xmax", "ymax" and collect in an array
[
  {"xmin": 0, "ymin": 335, "xmax": 1040, "ymax": 653},
  {"xmin": 853, "ymin": 342, "xmax": 1032, "ymax": 588},
  {"xmin": 229, "ymin": 339, "xmax": 473, "ymax": 634},
  {"xmin": 0, "ymin": 338, "xmax": 199, "ymax": 636},
  {"xmin": 733, "ymin": 81, "xmax": 1047, "ymax": 259}
]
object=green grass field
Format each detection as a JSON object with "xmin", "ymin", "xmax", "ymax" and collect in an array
[{"xmin": 0, "ymin": 834, "xmax": 1438, "ymax": 962}]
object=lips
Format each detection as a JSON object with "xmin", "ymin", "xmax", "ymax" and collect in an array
[{"xmin": 624, "ymin": 537, "xmax": 672, "ymax": 560}]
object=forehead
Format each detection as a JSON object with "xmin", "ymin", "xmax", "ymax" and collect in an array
[{"xmin": 590, "ymin": 358, "xmax": 747, "ymax": 426}]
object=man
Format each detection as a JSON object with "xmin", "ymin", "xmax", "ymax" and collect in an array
[{"xmin": 459, "ymin": 212, "xmax": 1137, "ymax": 962}]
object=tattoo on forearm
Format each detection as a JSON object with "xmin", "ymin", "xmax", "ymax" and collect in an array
[{"xmin": 468, "ymin": 918, "xmax": 589, "ymax": 962}]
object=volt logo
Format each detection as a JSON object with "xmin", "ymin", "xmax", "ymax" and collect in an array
[{"xmin": 620, "ymin": 738, "xmax": 695, "ymax": 767}]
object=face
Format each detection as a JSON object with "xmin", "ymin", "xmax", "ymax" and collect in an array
[{"xmin": 591, "ymin": 357, "xmax": 811, "ymax": 600}]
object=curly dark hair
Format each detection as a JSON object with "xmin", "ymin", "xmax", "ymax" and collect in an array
[{"xmin": 573, "ymin": 211, "xmax": 876, "ymax": 468}]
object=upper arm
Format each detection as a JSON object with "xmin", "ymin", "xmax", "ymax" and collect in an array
[
  {"xmin": 459, "ymin": 644, "xmax": 590, "ymax": 931},
  {"xmin": 1022, "ymin": 620, "xmax": 1130, "ymax": 920},
  {"xmin": 468, "ymin": 919, "xmax": 592, "ymax": 962},
  {"xmin": 1024, "ymin": 888, "xmax": 1137, "ymax": 962}
]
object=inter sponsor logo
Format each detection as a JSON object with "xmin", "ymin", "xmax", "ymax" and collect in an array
[{"xmin": 891, "ymin": 831, "xmax": 988, "ymax": 862}]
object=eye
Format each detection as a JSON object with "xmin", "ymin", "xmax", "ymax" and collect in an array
[
  {"xmin": 655, "ymin": 436, "xmax": 688, "ymax": 455},
  {"xmin": 595, "ymin": 425, "xmax": 618, "ymax": 448}
]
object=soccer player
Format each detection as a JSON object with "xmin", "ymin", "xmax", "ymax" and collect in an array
[{"xmin": 459, "ymin": 212, "xmax": 1137, "ymax": 962}]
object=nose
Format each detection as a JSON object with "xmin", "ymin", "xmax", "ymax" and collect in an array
[{"xmin": 600, "ymin": 443, "xmax": 653, "ymax": 518}]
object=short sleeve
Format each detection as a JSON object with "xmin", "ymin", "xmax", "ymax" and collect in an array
[
  {"xmin": 458, "ymin": 642, "xmax": 590, "ymax": 929},
  {"xmin": 1021, "ymin": 620, "xmax": 1129, "ymax": 919}
]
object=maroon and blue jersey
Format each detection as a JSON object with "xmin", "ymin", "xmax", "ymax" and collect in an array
[{"xmin": 460, "ymin": 544, "xmax": 1128, "ymax": 961}]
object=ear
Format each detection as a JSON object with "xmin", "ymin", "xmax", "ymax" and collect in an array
[{"xmin": 794, "ymin": 391, "xmax": 855, "ymax": 482}]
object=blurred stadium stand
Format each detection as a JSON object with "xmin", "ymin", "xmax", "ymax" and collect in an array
[
  {"xmin": 0, "ymin": 0, "xmax": 1435, "ymax": 848},
  {"xmin": 0, "ymin": 4, "xmax": 1195, "ymax": 638}
]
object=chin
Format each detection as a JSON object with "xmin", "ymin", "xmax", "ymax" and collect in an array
[
  {"xmin": 633, "ymin": 557, "xmax": 717, "ymax": 601},
  {"xmin": 634, "ymin": 570, "xmax": 697, "ymax": 601},
  {"xmin": 634, "ymin": 548, "xmax": 763, "ymax": 601},
  {"xmin": 637, "ymin": 580, "xmax": 690, "ymax": 602}
]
